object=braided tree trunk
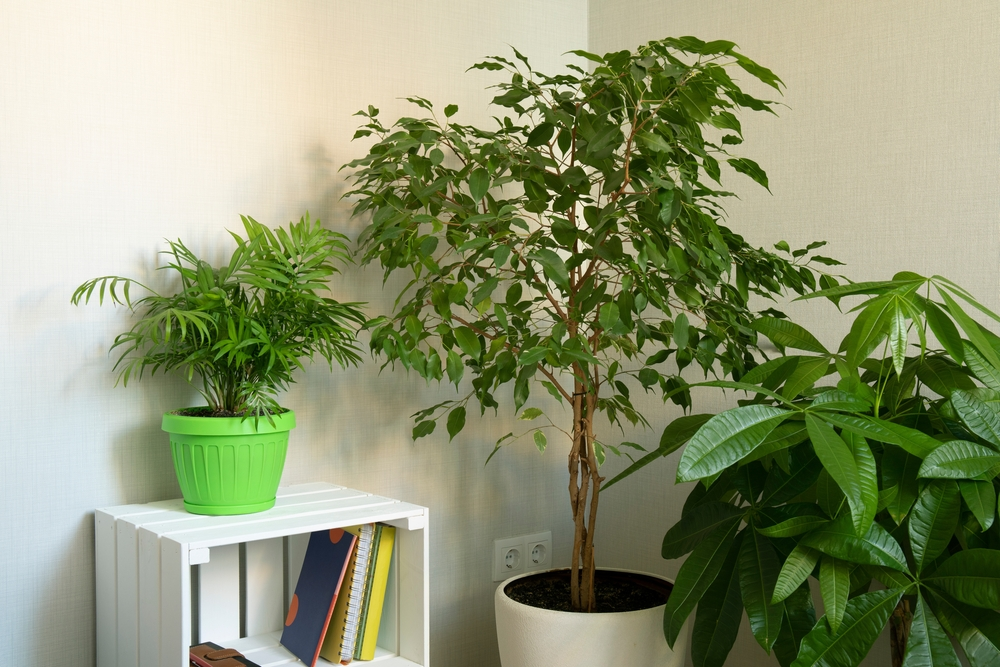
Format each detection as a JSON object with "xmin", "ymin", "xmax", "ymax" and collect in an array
[{"xmin": 889, "ymin": 599, "xmax": 913, "ymax": 667}]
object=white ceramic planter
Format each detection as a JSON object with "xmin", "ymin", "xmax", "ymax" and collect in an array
[{"xmin": 495, "ymin": 568, "xmax": 689, "ymax": 667}]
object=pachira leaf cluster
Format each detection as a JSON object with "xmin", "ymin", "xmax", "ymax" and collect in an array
[
  {"xmin": 659, "ymin": 272, "xmax": 1000, "ymax": 667},
  {"xmin": 345, "ymin": 36, "xmax": 830, "ymax": 611},
  {"xmin": 72, "ymin": 215, "xmax": 366, "ymax": 417}
]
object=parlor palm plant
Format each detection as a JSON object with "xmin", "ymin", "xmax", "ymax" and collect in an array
[
  {"xmin": 649, "ymin": 273, "xmax": 1000, "ymax": 667},
  {"xmin": 344, "ymin": 37, "xmax": 831, "ymax": 611}
]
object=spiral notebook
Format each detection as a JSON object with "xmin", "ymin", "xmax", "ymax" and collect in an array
[{"xmin": 319, "ymin": 523, "xmax": 376, "ymax": 664}]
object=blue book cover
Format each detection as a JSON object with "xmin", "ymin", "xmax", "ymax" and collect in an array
[{"xmin": 280, "ymin": 528, "xmax": 358, "ymax": 667}]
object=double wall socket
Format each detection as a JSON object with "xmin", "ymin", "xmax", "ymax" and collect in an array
[{"xmin": 493, "ymin": 530, "xmax": 552, "ymax": 582}]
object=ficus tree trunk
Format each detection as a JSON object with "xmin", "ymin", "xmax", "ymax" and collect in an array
[{"xmin": 569, "ymin": 376, "xmax": 602, "ymax": 611}]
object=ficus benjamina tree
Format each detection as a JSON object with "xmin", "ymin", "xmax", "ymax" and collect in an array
[
  {"xmin": 647, "ymin": 273, "xmax": 1000, "ymax": 667},
  {"xmin": 344, "ymin": 37, "xmax": 833, "ymax": 611}
]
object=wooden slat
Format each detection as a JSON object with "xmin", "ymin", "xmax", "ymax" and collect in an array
[
  {"xmin": 244, "ymin": 538, "xmax": 284, "ymax": 636},
  {"xmin": 95, "ymin": 510, "xmax": 118, "ymax": 667},
  {"xmin": 137, "ymin": 528, "xmax": 162, "ymax": 667},
  {"xmin": 160, "ymin": 537, "xmax": 190, "ymax": 667},
  {"xmin": 198, "ymin": 543, "xmax": 240, "ymax": 643},
  {"xmin": 396, "ymin": 519, "xmax": 429, "ymax": 665}
]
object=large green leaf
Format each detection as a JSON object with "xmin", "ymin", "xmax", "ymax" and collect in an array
[
  {"xmin": 917, "ymin": 356, "xmax": 977, "ymax": 398},
  {"xmin": 807, "ymin": 415, "xmax": 867, "ymax": 535},
  {"xmin": 888, "ymin": 304, "xmax": 908, "ymax": 378},
  {"xmin": 882, "ymin": 445, "xmax": 921, "ymax": 524},
  {"xmin": 663, "ymin": 518, "xmax": 742, "ymax": 647},
  {"xmin": 773, "ymin": 544, "xmax": 820, "ymax": 604},
  {"xmin": 845, "ymin": 432, "xmax": 878, "ymax": 537},
  {"xmin": 918, "ymin": 440, "xmax": 1000, "ymax": 480},
  {"xmin": 758, "ymin": 515, "xmax": 829, "ymax": 538},
  {"xmin": 740, "ymin": 523, "xmax": 784, "ymax": 652},
  {"xmin": 963, "ymin": 341, "xmax": 1000, "ymax": 391},
  {"xmin": 819, "ymin": 556, "xmax": 850, "ymax": 633},
  {"xmin": 951, "ymin": 389, "xmax": 1000, "ymax": 449},
  {"xmin": 820, "ymin": 413, "xmax": 939, "ymax": 459},
  {"xmin": 800, "ymin": 515, "xmax": 908, "ymax": 571},
  {"xmin": 661, "ymin": 502, "xmax": 745, "ymax": 559},
  {"xmin": 691, "ymin": 532, "xmax": 744, "ymax": 667},
  {"xmin": 909, "ymin": 480, "xmax": 961, "ymax": 573},
  {"xmin": 604, "ymin": 414, "xmax": 714, "ymax": 489},
  {"xmin": 791, "ymin": 588, "xmax": 904, "ymax": 667},
  {"xmin": 928, "ymin": 591, "xmax": 1000, "ymax": 667},
  {"xmin": 845, "ymin": 296, "xmax": 894, "ymax": 369},
  {"xmin": 939, "ymin": 288, "xmax": 1000, "ymax": 370},
  {"xmin": 959, "ymin": 480, "xmax": 996, "ymax": 531},
  {"xmin": 761, "ymin": 446, "xmax": 822, "ymax": 505},
  {"xmin": 924, "ymin": 301, "xmax": 964, "ymax": 362},
  {"xmin": 752, "ymin": 317, "xmax": 828, "ymax": 354},
  {"xmin": 774, "ymin": 585, "xmax": 818, "ymax": 667},
  {"xmin": 782, "ymin": 357, "xmax": 832, "ymax": 400},
  {"xmin": 676, "ymin": 405, "xmax": 791, "ymax": 482},
  {"xmin": 903, "ymin": 593, "xmax": 961, "ymax": 667},
  {"xmin": 925, "ymin": 550, "xmax": 1000, "ymax": 609}
]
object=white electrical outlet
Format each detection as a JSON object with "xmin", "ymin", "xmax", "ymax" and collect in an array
[{"xmin": 493, "ymin": 530, "xmax": 552, "ymax": 581}]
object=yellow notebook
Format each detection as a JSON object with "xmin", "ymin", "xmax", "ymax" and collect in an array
[
  {"xmin": 355, "ymin": 524, "xmax": 396, "ymax": 661},
  {"xmin": 319, "ymin": 523, "xmax": 375, "ymax": 664}
]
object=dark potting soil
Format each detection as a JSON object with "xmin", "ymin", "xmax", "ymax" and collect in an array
[
  {"xmin": 504, "ymin": 569, "xmax": 671, "ymax": 613},
  {"xmin": 172, "ymin": 407, "xmax": 290, "ymax": 418}
]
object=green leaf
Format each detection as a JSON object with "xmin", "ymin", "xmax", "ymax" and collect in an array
[
  {"xmin": 469, "ymin": 168, "xmax": 490, "ymax": 202},
  {"xmin": 727, "ymin": 157, "xmax": 770, "ymax": 191},
  {"xmin": 773, "ymin": 544, "xmax": 820, "ymax": 604},
  {"xmin": 412, "ymin": 419, "xmax": 436, "ymax": 440},
  {"xmin": 691, "ymin": 531, "xmax": 744, "ymax": 667},
  {"xmin": 530, "ymin": 249, "xmax": 570, "ymax": 291},
  {"xmin": 752, "ymin": 318, "xmax": 828, "ymax": 353},
  {"xmin": 800, "ymin": 514, "xmax": 909, "ymax": 571},
  {"xmin": 917, "ymin": 356, "xmax": 976, "ymax": 398},
  {"xmin": 525, "ymin": 122, "xmax": 555, "ymax": 147},
  {"xmin": 533, "ymin": 430, "xmax": 547, "ymax": 453},
  {"xmin": 774, "ymin": 585, "xmax": 818, "ymax": 667},
  {"xmin": 446, "ymin": 349, "xmax": 464, "ymax": 386},
  {"xmin": 791, "ymin": 588, "xmax": 904, "ymax": 667},
  {"xmin": 928, "ymin": 591, "xmax": 1000, "ymax": 667},
  {"xmin": 662, "ymin": 502, "xmax": 746, "ymax": 559},
  {"xmin": 952, "ymin": 389, "xmax": 1000, "ymax": 449},
  {"xmin": 604, "ymin": 414, "xmax": 713, "ymax": 490},
  {"xmin": 888, "ymin": 305, "xmax": 908, "ymax": 377},
  {"xmin": 453, "ymin": 326, "xmax": 482, "ymax": 359},
  {"xmin": 925, "ymin": 301, "xmax": 965, "ymax": 362},
  {"xmin": 845, "ymin": 296, "xmax": 894, "ymax": 369},
  {"xmin": 883, "ymin": 445, "xmax": 922, "ymax": 524},
  {"xmin": 819, "ymin": 556, "xmax": 850, "ymax": 633},
  {"xmin": 845, "ymin": 431, "xmax": 878, "ymax": 537},
  {"xmin": 960, "ymin": 480, "xmax": 996, "ymax": 531},
  {"xmin": 806, "ymin": 415, "xmax": 866, "ymax": 534},
  {"xmin": 446, "ymin": 405, "xmax": 466, "ymax": 441},
  {"xmin": 909, "ymin": 480, "xmax": 961, "ymax": 573},
  {"xmin": 964, "ymin": 341, "xmax": 1000, "ymax": 391},
  {"xmin": 663, "ymin": 517, "xmax": 742, "ymax": 647},
  {"xmin": 674, "ymin": 312, "xmax": 690, "ymax": 348},
  {"xmin": 740, "ymin": 524, "xmax": 784, "ymax": 652},
  {"xmin": 781, "ymin": 357, "xmax": 831, "ymax": 400},
  {"xmin": 903, "ymin": 593, "xmax": 962, "ymax": 667},
  {"xmin": 757, "ymin": 515, "xmax": 829, "ymax": 538},
  {"xmin": 939, "ymin": 288, "xmax": 1000, "ymax": 370},
  {"xmin": 518, "ymin": 407, "xmax": 543, "ymax": 421},
  {"xmin": 598, "ymin": 302, "xmax": 620, "ymax": 331},
  {"xmin": 918, "ymin": 440, "xmax": 1000, "ymax": 480},
  {"xmin": 820, "ymin": 413, "xmax": 939, "ymax": 459},
  {"xmin": 676, "ymin": 406, "xmax": 791, "ymax": 482},
  {"xmin": 443, "ymin": 104, "xmax": 458, "ymax": 117},
  {"xmin": 925, "ymin": 550, "xmax": 1000, "ymax": 609}
]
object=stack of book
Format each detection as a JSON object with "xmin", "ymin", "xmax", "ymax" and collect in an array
[{"xmin": 279, "ymin": 523, "xmax": 397, "ymax": 666}]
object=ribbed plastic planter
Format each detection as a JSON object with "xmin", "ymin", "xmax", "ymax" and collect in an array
[
  {"xmin": 162, "ymin": 410, "xmax": 296, "ymax": 515},
  {"xmin": 495, "ymin": 568, "xmax": 687, "ymax": 667}
]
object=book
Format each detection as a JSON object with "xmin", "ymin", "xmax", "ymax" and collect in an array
[
  {"xmin": 319, "ymin": 523, "xmax": 376, "ymax": 664},
  {"xmin": 279, "ymin": 528, "xmax": 357, "ymax": 667},
  {"xmin": 355, "ymin": 523, "xmax": 396, "ymax": 661},
  {"xmin": 189, "ymin": 642, "xmax": 262, "ymax": 667}
]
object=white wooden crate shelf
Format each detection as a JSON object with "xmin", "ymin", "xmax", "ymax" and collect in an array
[{"xmin": 96, "ymin": 483, "xmax": 429, "ymax": 667}]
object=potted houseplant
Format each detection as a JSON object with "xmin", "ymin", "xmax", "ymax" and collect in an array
[
  {"xmin": 343, "ymin": 36, "xmax": 830, "ymax": 664},
  {"xmin": 72, "ymin": 214, "xmax": 366, "ymax": 515},
  {"xmin": 647, "ymin": 272, "xmax": 1000, "ymax": 667}
]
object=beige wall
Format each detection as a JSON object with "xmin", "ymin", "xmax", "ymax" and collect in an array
[
  {"xmin": 0, "ymin": 2, "xmax": 585, "ymax": 665},
  {"xmin": 589, "ymin": 2, "xmax": 1000, "ymax": 666}
]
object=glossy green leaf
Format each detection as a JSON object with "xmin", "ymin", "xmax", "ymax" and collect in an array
[
  {"xmin": 782, "ymin": 357, "xmax": 831, "ymax": 400},
  {"xmin": 662, "ymin": 502, "xmax": 746, "ymax": 559},
  {"xmin": 760, "ymin": 444, "xmax": 822, "ymax": 504},
  {"xmin": 740, "ymin": 523, "xmax": 784, "ymax": 652},
  {"xmin": 816, "ymin": 469, "xmax": 846, "ymax": 519},
  {"xmin": 951, "ymin": 389, "xmax": 1000, "ymax": 449},
  {"xmin": 902, "ymin": 593, "xmax": 961, "ymax": 667},
  {"xmin": 820, "ymin": 413, "xmax": 939, "ymax": 459},
  {"xmin": 529, "ymin": 249, "xmax": 570, "ymax": 291},
  {"xmin": 453, "ymin": 326, "xmax": 481, "ymax": 359},
  {"xmin": 677, "ymin": 406, "xmax": 791, "ymax": 482},
  {"xmin": 791, "ymin": 588, "xmax": 904, "ymax": 667},
  {"xmin": 774, "ymin": 585, "xmax": 817, "ymax": 667},
  {"xmin": 909, "ymin": 480, "xmax": 961, "ymax": 572},
  {"xmin": 412, "ymin": 419, "xmax": 435, "ymax": 439},
  {"xmin": 845, "ymin": 431, "xmax": 878, "ymax": 537},
  {"xmin": 446, "ymin": 405, "xmax": 466, "ymax": 441},
  {"xmin": 691, "ymin": 532, "xmax": 744, "ymax": 667},
  {"xmin": 773, "ymin": 544, "xmax": 820, "ymax": 604},
  {"xmin": 939, "ymin": 288, "xmax": 1000, "ymax": 370},
  {"xmin": 960, "ymin": 480, "xmax": 996, "ymax": 531},
  {"xmin": 888, "ymin": 305, "xmax": 908, "ymax": 377},
  {"xmin": 604, "ymin": 414, "xmax": 713, "ymax": 490},
  {"xmin": 924, "ymin": 301, "xmax": 964, "ymax": 362},
  {"xmin": 845, "ymin": 296, "xmax": 894, "ymax": 369},
  {"xmin": 751, "ymin": 317, "xmax": 828, "ymax": 354},
  {"xmin": 925, "ymin": 550, "xmax": 1000, "ymax": 609},
  {"xmin": 758, "ymin": 516, "xmax": 829, "ymax": 538},
  {"xmin": 446, "ymin": 349, "xmax": 464, "ymax": 386},
  {"xmin": 800, "ymin": 514, "xmax": 908, "ymax": 571},
  {"xmin": 882, "ymin": 445, "xmax": 921, "ymax": 524},
  {"xmin": 533, "ymin": 430, "xmax": 547, "ymax": 453},
  {"xmin": 807, "ymin": 415, "xmax": 865, "ymax": 532},
  {"xmin": 928, "ymin": 591, "xmax": 1000, "ymax": 667},
  {"xmin": 819, "ymin": 556, "xmax": 850, "ymax": 633},
  {"xmin": 727, "ymin": 157, "xmax": 770, "ymax": 191},
  {"xmin": 663, "ymin": 518, "xmax": 742, "ymax": 647},
  {"xmin": 918, "ymin": 440, "xmax": 1000, "ymax": 480},
  {"xmin": 469, "ymin": 167, "xmax": 490, "ymax": 201},
  {"xmin": 963, "ymin": 341, "xmax": 1000, "ymax": 391},
  {"xmin": 917, "ymin": 356, "xmax": 977, "ymax": 398}
]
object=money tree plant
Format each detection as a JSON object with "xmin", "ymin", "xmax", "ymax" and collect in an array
[
  {"xmin": 345, "ymin": 37, "xmax": 830, "ymax": 611},
  {"xmin": 655, "ymin": 273, "xmax": 1000, "ymax": 667}
]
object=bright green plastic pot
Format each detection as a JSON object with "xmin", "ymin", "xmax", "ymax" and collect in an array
[{"xmin": 162, "ymin": 410, "xmax": 296, "ymax": 515}]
